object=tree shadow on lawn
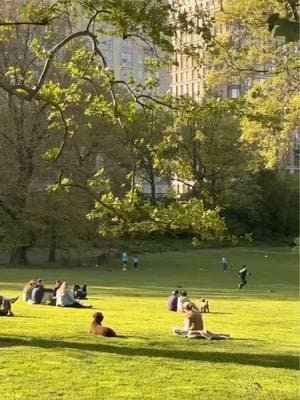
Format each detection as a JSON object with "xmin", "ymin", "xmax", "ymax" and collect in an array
[{"xmin": 0, "ymin": 336, "xmax": 297, "ymax": 370}]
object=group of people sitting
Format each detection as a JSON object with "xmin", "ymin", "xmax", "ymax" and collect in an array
[
  {"xmin": 2, "ymin": 283, "xmax": 229, "ymax": 341},
  {"xmin": 22, "ymin": 279, "xmax": 91, "ymax": 308},
  {"xmin": 168, "ymin": 289, "xmax": 229, "ymax": 340}
]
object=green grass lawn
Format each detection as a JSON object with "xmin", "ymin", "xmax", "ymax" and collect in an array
[{"xmin": 0, "ymin": 246, "xmax": 299, "ymax": 400}]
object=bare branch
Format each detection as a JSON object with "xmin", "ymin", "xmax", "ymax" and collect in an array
[
  {"xmin": 35, "ymin": 29, "xmax": 107, "ymax": 94},
  {"xmin": 60, "ymin": 180, "xmax": 126, "ymax": 220},
  {"xmin": 0, "ymin": 21, "xmax": 49, "ymax": 26}
]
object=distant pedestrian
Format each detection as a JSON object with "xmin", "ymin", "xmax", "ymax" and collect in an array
[
  {"xmin": 221, "ymin": 257, "xmax": 228, "ymax": 272},
  {"xmin": 238, "ymin": 265, "xmax": 251, "ymax": 289},
  {"xmin": 132, "ymin": 255, "xmax": 139, "ymax": 270},
  {"xmin": 122, "ymin": 252, "xmax": 128, "ymax": 270}
]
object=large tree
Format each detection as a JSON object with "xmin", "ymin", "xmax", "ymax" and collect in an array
[{"xmin": 0, "ymin": 0, "xmax": 229, "ymax": 255}]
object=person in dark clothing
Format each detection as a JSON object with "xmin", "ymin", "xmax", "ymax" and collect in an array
[
  {"xmin": 53, "ymin": 280, "xmax": 62, "ymax": 297},
  {"xmin": 168, "ymin": 290, "xmax": 179, "ymax": 312},
  {"xmin": 238, "ymin": 265, "xmax": 251, "ymax": 289},
  {"xmin": 31, "ymin": 280, "xmax": 45, "ymax": 304},
  {"xmin": 31, "ymin": 279, "xmax": 53, "ymax": 304},
  {"xmin": 73, "ymin": 284, "xmax": 87, "ymax": 299}
]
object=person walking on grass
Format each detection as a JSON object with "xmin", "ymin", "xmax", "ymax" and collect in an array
[
  {"xmin": 221, "ymin": 256, "xmax": 228, "ymax": 272},
  {"xmin": 122, "ymin": 251, "xmax": 128, "ymax": 270},
  {"xmin": 238, "ymin": 265, "xmax": 251, "ymax": 289},
  {"xmin": 132, "ymin": 255, "xmax": 139, "ymax": 270}
]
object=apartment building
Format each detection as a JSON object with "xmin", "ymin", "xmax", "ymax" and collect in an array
[
  {"xmin": 138, "ymin": 175, "xmax": 191, "ymax": 199},
  {"xmin": 169, "ymin": 0, "xmax": 244, "ymax": 101},
  {"xmin": 99, "ymin": 32, "xmax": 169, "ymax": 95},
  {"xmin": 169, "ymin": 0, "xmax": 299, "ymax": 174}
]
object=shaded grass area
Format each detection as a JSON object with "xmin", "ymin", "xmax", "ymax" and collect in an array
[
  {"xmin": 0, "ymin": 246, "xmax": 299, "ymax": 400},
  {"xmin": 1, "ymin": 336, "xmax": 298, "ymax": 370}
]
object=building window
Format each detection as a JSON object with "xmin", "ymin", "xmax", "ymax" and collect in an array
[
  {"xmin": 100, "ymin": 37, "xmax": 113, "ymax": 49},
  {"xmin": 120, "ymin": 52, "xmax": 132, "ymax": 67},
  {"xmin": 101, "ymin": 49, "xmax": 113, "ymax": 69},
  {"xmin": 192, "ymin": 82, "xmax": 199, "ymax": 98},
  {"xmin": 138, "ymin": 70, "xmax": 143, "ymax": 81},
  {"xmin": 228, "ymin": 85, "xmax": 241, "ymax": 98},
  {"xmin": 182, "ymin": 84, "xmax": 188, "ymax": 95},
  {"xmin": 120, "ymin": 67, "xmax": 132, "ymax": 81},
  {"xmin": 122, "ymin": 39, "xmax": 132, "ymax": 50}
]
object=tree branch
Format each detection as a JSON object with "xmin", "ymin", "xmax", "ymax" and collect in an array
[{"xmin": 0, "ymin": 21, "xmax": 49, "ymax": 26}]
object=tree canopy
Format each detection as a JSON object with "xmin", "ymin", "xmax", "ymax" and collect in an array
[{"xmin": 0, "ymin": 0, "xmax": 298, "ymax": 263}]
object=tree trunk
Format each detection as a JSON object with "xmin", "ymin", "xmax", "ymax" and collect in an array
[
  {"xmin": 48, "ymin": 235, "xmax": 57, "ymax": 262},
  {"xmin": 10, "ymin": 246, "xmax": 30, "ymax": 265},
  {"xmin": 150, "ymin": 178, "xmax": 156, "ymax": 203}
]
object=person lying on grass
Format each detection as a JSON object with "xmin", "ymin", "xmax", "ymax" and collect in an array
[
  {"xmin": 173, "ymin": 303, "xmax": 230, "ymax": 340},
  {"xmin": 0, "ymin": 295, "xmax": 18, "ymax": 316},
  {"xmin": 90, "ymin": 312, "xmax": 117, "ymax": 337},
  {"xmin": 56, "ymin": 282, "xmax": 92, "ymax": 308}
]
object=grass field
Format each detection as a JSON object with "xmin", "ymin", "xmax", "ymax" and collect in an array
[{"xmin": 0, "ymin": 246, "xmax": 299, "ymax": 400}]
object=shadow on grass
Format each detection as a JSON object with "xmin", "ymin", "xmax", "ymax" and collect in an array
[
  {"xmin": 0, "ymin": 336, "xmax": 297, "ymax": 370},
  {"xmin": 205, "ymin": 312, "xmax": 232, "ymax": 315}
]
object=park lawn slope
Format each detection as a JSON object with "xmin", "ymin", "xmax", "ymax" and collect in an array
[{"xmin": 0, "ymin": 246, "xmax": 299, "ymax": 400}]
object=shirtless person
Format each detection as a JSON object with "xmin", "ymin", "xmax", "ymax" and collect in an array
[{"xmin": 173, "ymin": 303, "xmax": 230, "ymax": 340}]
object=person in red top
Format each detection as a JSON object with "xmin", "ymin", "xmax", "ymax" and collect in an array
[{"xmin": 90, "ymin": 312, "xmax": 117, "ymax": 337}]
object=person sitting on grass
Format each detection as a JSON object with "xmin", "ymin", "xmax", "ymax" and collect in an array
[
  {"xmin": 200, "ymin": 298, "xmax": 210, "ymax": 313},
  {"xmin": 56, "ymin": 282, "xmax": 92, "ymax": 308},
  {"xmin": 53, "ymin": 280, "xmax": 62, "ymax": 298},
  {"xmin": 73, "ymin": 284, "xmax": 88, "ymax": 299},
  {"xmin": 31, "ymin": 279, "xmax": 45, "ymax": 304},
  {"xmin": 22, "ymin": 280, "xmax": 36, "ymax": 303},
  {"xmin": 173, "ymin": 303, "xmax": 230, "ymax": 340},
  {"xmin": 177, "ymin": 291, "xmax": 199, "ymax": 312},
  {"xmin": 168, "ymin": 289, "xmax": 179, "ymax": 312},
  {"xmin": 0, "ymin": 295, "xmax": 18, "ymax": 316},
  {"xmin": 90, "ymin": 312, "xmax": 117, "ymax": 337}
]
